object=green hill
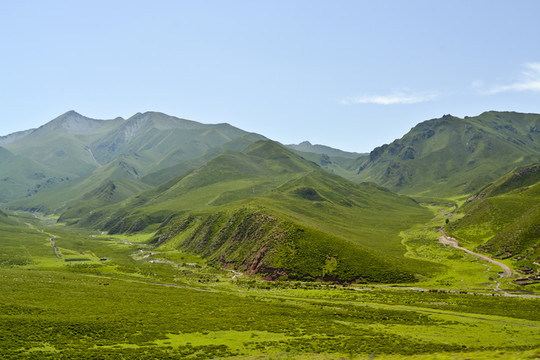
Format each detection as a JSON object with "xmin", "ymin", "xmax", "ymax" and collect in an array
[
  {"xmin": 162, "ymin": 205, "xmax": 429, "ymax": 283},
  {"xmin": 6, "ymin": 155, "xmax": 148, "ymax": 214},
  {"xmin": 75, "ymin": 140, "xmax": 320, "ymax": 230},
  {"xmin": 74, "ymin": 141, "xmax": 438, "ymax": 283},
  {"xmin": 140, "ymin": 135, "xmax": 263, "ymax": 187},
  {"xmin": 356, "ymin": 111, "xmax": 540, "ymax": 196},
  {"xmin": 58, "ymin": 178, "xmax": 152, "ymax": 225},
  {"xmin": 0, "ymin": 147, "xmax": 68, "ymax": 203},
  {"xmin": 447, "ymin": 164, "xmax": 540, "ymax": 271}
]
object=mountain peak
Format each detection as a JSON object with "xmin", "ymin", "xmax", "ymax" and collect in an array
[
  {"xmin": 124, "ymin": 112, "xmax": 206, "ymax": 133},
  {"xmin": 52, "ymin": 110, "xmax": 83, "ymax": 122},
  {"xmin": 41, "ymin": 111, "xmax": 124, "ymax": 135},
  {"xmin": 46, "ymin": 111, "xmax": 99, "ymax": 134},
  {"xmin": 64, "ymin": 110, "xmax": 82, "ymax": 116}
]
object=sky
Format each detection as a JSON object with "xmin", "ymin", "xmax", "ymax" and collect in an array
[{"xmin": 1, "ymin": 1, "xmax": 539, "ymax": 152}]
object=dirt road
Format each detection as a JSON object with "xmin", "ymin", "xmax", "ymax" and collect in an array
[
  {"xmin": 24, "ymin": 222, "xmax": 61, "ymax": 259},
  {"xmin": 438, "ymin": 228, "xmax": 513, "ymax": 278},
  {"xmin": 49, "ymin": 235, "xmax": 61, "ymax": 259}
]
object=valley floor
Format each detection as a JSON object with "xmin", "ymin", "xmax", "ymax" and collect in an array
[{"xmin": 0, "ymin": 212, "xmax": 539, "ymax": 359}]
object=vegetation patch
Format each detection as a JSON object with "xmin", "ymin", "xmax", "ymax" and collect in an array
[{"xmin": 293, "ymin": 187, "xmax": 325, "ymax": 201}]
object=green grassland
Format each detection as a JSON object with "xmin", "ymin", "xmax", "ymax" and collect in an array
[
  {"xmin": 398, "ymin": 202, "xmax": 517, "ymax": 291},
  {"xmin": 0, "ymin": 211, "xmax": 539, "ymax": 359},
  {"xmin": 2, "ymin": 111, "xmax": 540, "ymax": 359}
]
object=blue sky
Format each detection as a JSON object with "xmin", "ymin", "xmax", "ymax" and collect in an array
[{"xmin": 1, "ymin": 1, "xmax": 539, "ymax": 152}]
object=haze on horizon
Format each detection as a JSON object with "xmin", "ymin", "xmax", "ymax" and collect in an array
[{"xmin": 1, "ymin": 0, "xmax": 539, "ymax": 152}]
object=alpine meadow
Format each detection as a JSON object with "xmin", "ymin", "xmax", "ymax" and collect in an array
[
  {"xmin": 1, "ymin": 110, "xmax": 539, "ymax": 359},
  {"xmin": 2, "ymin": 1, "xmax": 540, "ymax": 359}
]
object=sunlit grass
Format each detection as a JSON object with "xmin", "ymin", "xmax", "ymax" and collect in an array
[{"xmin": 1, "ymin": 211, "xmax": 539, "ymax": 359}]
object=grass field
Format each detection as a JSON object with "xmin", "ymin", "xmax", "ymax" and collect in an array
[{"xmin": 1, "ymin": 211, "xmax": 539, "ymax": 359}]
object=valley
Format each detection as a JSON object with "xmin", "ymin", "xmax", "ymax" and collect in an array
[
  {"xmin": 1, "ymin": 211, "xmax": 539, "ymax": 359},
  {"xmin": 1, "ymin": 110, "xmax": 540, "ymax": 359}
]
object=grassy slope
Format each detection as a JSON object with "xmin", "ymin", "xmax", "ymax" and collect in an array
[
  {"xmin": 166, "ymin": 181, "xmax": 437, "ymax": 283},
  {"xmin": 6, "ymin": 156, "xmax": 149, "ymax": 214},
  {"xmin": 356, "ymin": 111, "xmax": 540, "ymax": 196},
  {"xmin": 85, "ymin": 141, "xmax": 320, "ymax": 229},
  {"xmin": 0, "ymin": 213, "xmax": 57, "ymax": 266},
  {"xmin": 447, "ymin": 164, "xmax": 540, "ymax": 270},
  {"xmin": 58, "ymin": 178, "xmax": 153, "ymax": 225},
  {"xmin": 140, "ymin": 135, "xmax": 261, "ymax": 186},
  {"xmin": 74, "ymin": 141, "xmax": 438, "ymax": 283},
  {"xmin": 0, "ymin": 147, "xmax": 68, "ymax": 203}
]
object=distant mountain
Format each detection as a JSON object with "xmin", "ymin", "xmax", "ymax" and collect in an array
[
  {"xmin": 286, "ymin": 141, "xmax": 364, "ymax": 159},
  {"xmin": 2, "ymin": 110, "xmax": 266, "ymax": 206},
  {"xmin": 286, "ymin": 141, "xmax": 368, "ymax": 180},
  {"xmin": 5, "ymin": 109, "xmax": 540, "ymax": 208},
  {"xmin": 139, "ymin": 135, "xmax": 262, "ymax": 187},
  {"xmin": 4, "ymin": 111, "xmax": 125, "ymax": 177},
  {"xmin": 447, "ymin": 164, "xmax": 540, "ymax": 272},
  {"xmin": 356, "ymin": 111, "xmax": 540, "ymax": 196},
  {"xmin": 90, "ymin": 111, "xmax": 265, "ymax": 170},
  {"xmin": 74, "ymin": 141, "xmax": 437, "ymax": 283}
]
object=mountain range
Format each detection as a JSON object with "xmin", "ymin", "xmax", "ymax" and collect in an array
[
  {"xmin": 2, "ymin": 110, "xmax": 540, "ymax": 282},
  {"xmin": 1, "ymin": 111, "xmax": 265, "ymax": 207}
]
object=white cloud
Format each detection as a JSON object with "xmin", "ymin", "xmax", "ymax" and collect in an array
[
  {"xmin": 484, "ymin": 62, "xmax": 540, "ymax": 94},
  {"xmin": 471, "ymin": 80, "xmax": 484, "ymax": 88},
  {"xmin": 341, "ymin": 90, "xmax": 438, "ymax": 105}
]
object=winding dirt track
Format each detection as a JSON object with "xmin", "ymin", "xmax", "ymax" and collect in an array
[
  {"xmin": 24, "ymin": 222, "xmax": 61, "ymax": 259},
  {"xmin": 49, "ymin": 235, "xmax": 61, "ymax": 259},
  {"xmin": 438, "ymin": 228, "xmax": 513, "ymax": 278}
]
